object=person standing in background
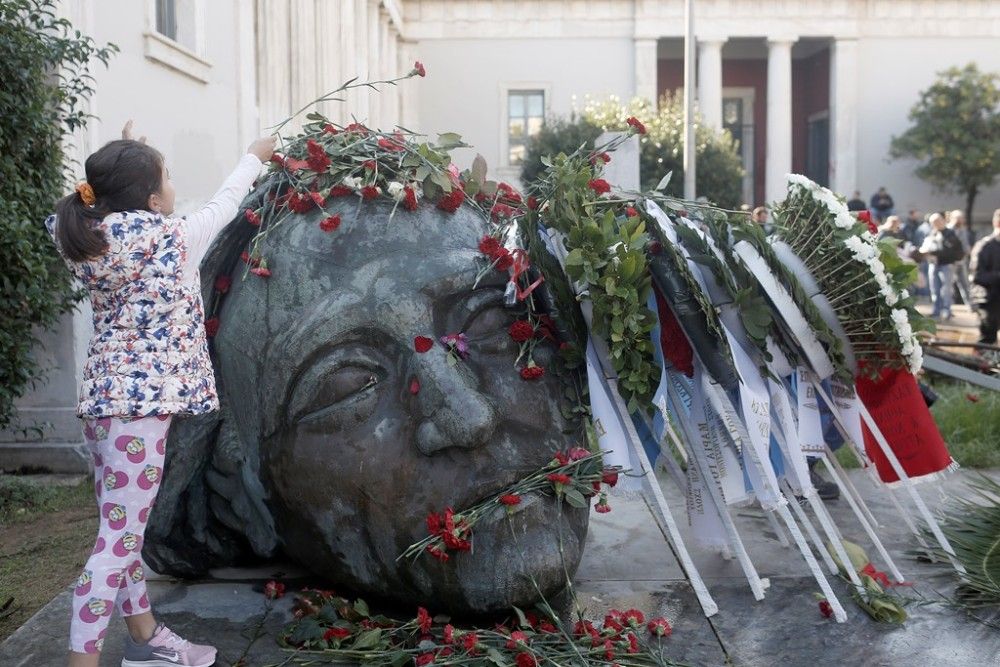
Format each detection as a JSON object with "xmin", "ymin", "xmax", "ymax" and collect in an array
[
  {"xmin": 920, "ymin": 212, "xmax": 964, "ymax": 321},
  {"xmin": 971, "ymin": 209, "xmax": 1000, "ymax": 345},
  {"xmin": 948, "ymin": 209, "xmax": 974, "ymax": 309},
  {"xmin": 869, "ymin": 187, "xmax": 894, "ymax": 222},
  {"xmin": 752, "ymin": 206, "xmax": 773, "ymax": 234},
  {"xmin": 847, "ymin": 191, "xmax": 867, "ymax": 212},
  {"xmin": 877, "ymin": 215, "xmax": 905, "ymax": 242},
  {"xmin": 901, "ymin": 209, "xmax": 922, "ymax": 246}
]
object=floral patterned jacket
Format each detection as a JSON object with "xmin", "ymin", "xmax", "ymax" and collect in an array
[
  {"xmin": 46, "ymin": 209, "xmax": 220, "ymax": 418},
  {"xmin": 45, "ymin": 154, "xmax": 261, "ymax": 418}
]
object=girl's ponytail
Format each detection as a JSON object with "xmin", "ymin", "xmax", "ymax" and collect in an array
[
  {"xmin": 54, "ymin": 190, "xmax": 109, "ymax": 262},
  {"xmin": 52, "ymin": 139, "xmax": 164, "ymax": 262}
]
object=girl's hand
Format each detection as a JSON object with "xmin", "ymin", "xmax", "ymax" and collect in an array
[
  {"xmin": 122, "ymin": 120, "xmax": 147, "ymax": 143},
  {"xmin": 248, "ymin": 136, "xmax": 277, "ymax": 163}
]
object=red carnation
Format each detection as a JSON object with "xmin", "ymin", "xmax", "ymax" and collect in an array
[
  {"xmin": 649, "ymin": 240, "xmax": 663, "ymax": 254},
  {"xmin": 409, "ymin": 377, "xmax": 421, "ymax": 395},
  {"xmin": 490, "ymin": 202, "xmax": 515, "ymax": 221},
  {"xmin": 378, "ymin": 133, "xmax": 406, "ymax": 152},
  {"xmin": 509, "ymin": 320, "xmax": 535, "ymax": 343},
  {"xmin": 360, "ymin": 185, "xmax": 380, "ymax": 201},
  {"xmin": 240, "ymin": 251, "xmax": 260, "ymax": 267},
  {"xmin": 244, "ymin": 209, "xmax": 261, "ymax": 226},
  {"xmin": 214, "ymin": 274, "xmax": 231, "ymax": 293},
  {"xmin": 403, "ymin": 186, "xmax": 419, "ymax": 211},
  {"xmin": 309, "ymin": 190, "xmax": 326, "ymax": 207},
  {"xmin": 362, "ymin": 159, "xmax": 377, "ymax": 171},
  {"xmin": 602, "ymin": 469, "xmax": 619, "ymax": 487},
  {"xmin": 588, "ymin": 178, "xmax": 611, "ymax": 195},
  {"xmin": 647, "ymin": 617, "xmax": 672, "ymax": 637},
  {"xmin": 858, "ymin": 210, "xmax": 878, "ymax": 234},
  {"xmin": 626, "ymin": 206, "xmax": 638, "ymax": 217},
  {"xmin": 250, "ymin": 266, "xmax": 271, "ymax": 278},
  {"xmin": 495, "ymin": 250, "xmax": 514, "ymax": 271},
  {"xmin": 412, "ymin": 61, "xmax": 426, "ymax": 77},
  {"xmin": 479, "ymin": 235, "xmax": 504, "ymax": 257},
  {"xmin": 595, "ymin": 499, "xmax": 612, "ymax": 513},
  {"xmin": 603, "ymin": 614, "xmax": 624, "ymax": 634},
  {"xmin": 520, "ymin": 365, "xmax": 545, "ymax": 381},
  {"xmin": 426, "ymin": 544, "xmax": 449, "ymax": 562},
  {"xmin": 506, "ymin": 631, "xmax": 529, "ymax": 650},
  {"xmin": 415, "ymin": 654, "xmax": 434, "ymax": 667},
  {"xmin": 966, "ymin": 393, "xmax": 980, "ymax": 403},
  {"xmin": 330, "ymin": 185, "xmax": 353, "ymax": 197},
  {"xmin": 623, "ymin": 609, "xmax": 644, "ymax": 627},
  {"xmin": 818, "ymin": 599, "xmax": 833, "ymax": 619},
  {"xmin": 515, "ymin": 654, "xmax": 537, "ymax": 667},
  {"xmin": 322, "ymin": 123, "xmax": 339, "ymax": 135},
  {"xmin": 264, "ymin": 580, "xmax": 285, "ymax": 599},
  {"xmin": 345, "ymin": 122, "xmax": 369, "ymax": 135},
  {"xmin": 414, "ymin": 336, "xmax": 434, "ymax": 353},
  {"xmin": 626, "ymin": 116, "xmax": 647, "ymax": 134},
  {"xmin": 590, "ymin": 152, "xmax": 611, "ymax": 165},
  {"xmin": 204, "ymin": 317, "xmax": 220, "ymax": 338},
  {"xmin": 323, "ymin": 627, "xmax": 351, "ymax": 641},
  {"xmin": 319, "ymin": 214, "xmax": 341, "ymax": 233},
  {"xmin": 417, "ymin": 607, "xmax": 432, "ymax": 633},
  {"xmin": 861, "ymin": 563, "xmax": 891, "ymax": 587},
  {"xmin": 306, "ymin": 139, "xmax": 331, "ymax": 172},
  {"xmin": 286, "ymin": 191, "xmax": 314, "ymax": 213},
  {"xmin": 527, "ymin": 195, "xmax": 539, "ymax": 210},
  {"xmin": 437, "ymin": 188, "xmax": 464, "ymax": 213},
  {"xmin": 627, "ymin": 632, "xmax": 640, "ymax": 654},
  {"xmin": 547, "ymin": 472, "xmax": 571, "ymax": 485},
  {"xmin": 499, "ymin": 494, "xmax": 521, "ymax": 506}
]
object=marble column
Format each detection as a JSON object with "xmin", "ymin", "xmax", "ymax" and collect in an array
[
  {"xmin": 289, "ymin": 0, "xmax": 317, "ymax": 132},
  {"xmin": 256, "ymin": 0, "xmax": 291, "ymax": 129},
  {"xmin": 697, "ymin": 39, "xmax": 725, "ymax": 131},
  {"xmin": 367, "ymin": 0, "xmax": 381, "ymax": 126},
  {"xmin": 315, "ymin": 0, "xmax": 343, "ymax": 120},
  {"xmin": 386, "ymin": 22, "xmax": 400, "ymax": 127},
  {"xmin": 765, "ymin": 37, "xmax": 795, "ymax": 203},
  {"xmin": 829, "ymin": 38, "xmax": 859, "ymax": 198},
  {"xmin": 633, "ymin": 38, "xmax": 659, "ymax": 106},
  {"xmin": 398, "ymin": 39, "xmax": 420, "ymax": 131}
]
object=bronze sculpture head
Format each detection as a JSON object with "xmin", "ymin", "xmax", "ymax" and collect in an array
[{"xmin": 144, "ymin": 189, "xmax": 589, "ymax": 614}]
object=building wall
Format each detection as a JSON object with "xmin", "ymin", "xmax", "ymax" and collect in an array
[
  {"xmin": 413, "ymin": 37, "xmax": 634, "ymax": 182},
  {"xmin": 1, "ymin": 0, "xmax": 258, "ymax": 453},
  {"xmin": 855, "ymin": 35, "xmax": 1000, "ymax": 224}
]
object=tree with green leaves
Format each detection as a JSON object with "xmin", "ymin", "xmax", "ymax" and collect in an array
[
  {"xmin": 890, "ymin": 63, "xmax": 1000, "ymax": 223},
  {"xmin": 521, "ymin": 95, "xmax": 745, "ymax": 209},
  {"xmin": 0, "ymin": 0, "xmax": 116, "ymax": 431}
]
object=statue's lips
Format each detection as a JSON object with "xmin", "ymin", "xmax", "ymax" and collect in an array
[{"xmin": 477, "ymin": 489, "xmax": 585, "ymax": 527}]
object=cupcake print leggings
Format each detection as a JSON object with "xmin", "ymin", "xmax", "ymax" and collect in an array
[{"xmin": 69, "ymin": 414, "xmax": 171, "ymax": 654}]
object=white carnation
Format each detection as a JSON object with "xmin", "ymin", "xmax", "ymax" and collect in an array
[{"xmin": 387, "ymin": 182, "xmax": 405, "ymax": 200}]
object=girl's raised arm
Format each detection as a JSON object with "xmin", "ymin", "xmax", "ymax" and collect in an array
[{"xmin": 181, "ymin": 137, "xmax": 276, "ymax": 273}]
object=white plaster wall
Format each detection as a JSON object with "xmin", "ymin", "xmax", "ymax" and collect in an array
[
  {"xmin": 852, "ymin": 37, "xmax": 1000, "ymax": 227},
  {"xmin": 413, "ymin": 37, "xmax": 633, "ymax": 179},
  {"xmin": 77, "ymin": 0, "xmax": 255, "ymax": 215}
]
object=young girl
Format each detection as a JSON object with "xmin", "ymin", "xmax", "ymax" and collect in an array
[{"xmin": 46, "ymin": 121, "xmax": 274, "ymax": 667}]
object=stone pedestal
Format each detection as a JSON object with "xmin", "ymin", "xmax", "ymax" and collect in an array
[{"xmin": 598, "ymin": 131, "xmax": 641, "ymax": 192}]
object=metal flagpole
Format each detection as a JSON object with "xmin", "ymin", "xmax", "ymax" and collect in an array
[{"xmin": 683, "ymin": 0, "xmax": 696, "ymax": 199}]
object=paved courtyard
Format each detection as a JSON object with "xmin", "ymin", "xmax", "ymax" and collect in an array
[{"xmin": 2, "ymin": 468, "xmax": 997, "ymax": 666}]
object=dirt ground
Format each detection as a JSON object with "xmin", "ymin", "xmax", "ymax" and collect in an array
[{"xmin": 0, "ymin": 476, "xmax": 96, "ymax": 642}]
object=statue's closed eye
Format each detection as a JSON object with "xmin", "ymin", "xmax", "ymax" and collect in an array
[
  {"xmin": 456, "ymin": 288, "xmax": 518, "ymax": 354},
  {"xmin": 288, "ymin": 344, "xmax": 387, "ymax": 424}
]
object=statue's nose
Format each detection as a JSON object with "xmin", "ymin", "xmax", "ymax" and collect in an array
[{"xmin": 412, "ymin": 355, "xmax": 497, "ymax": 456}]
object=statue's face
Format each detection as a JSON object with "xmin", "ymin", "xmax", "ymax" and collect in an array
[{"xmin": 213, "ymin": 200, "xmax": 588, "ymax": 612}]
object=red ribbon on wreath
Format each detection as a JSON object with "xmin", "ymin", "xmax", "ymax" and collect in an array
[
  {"xmin": 855, "ymin": 366, "xmax": 954, "ymax": 484},
  {"xmin": 509, "ymin": 248, "xmax": 544, "ymax": 301}
]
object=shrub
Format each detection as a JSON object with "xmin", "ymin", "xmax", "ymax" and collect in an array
[{"xmin": 0, "ymin": 0, "xmax": 116, "ymax": 431}]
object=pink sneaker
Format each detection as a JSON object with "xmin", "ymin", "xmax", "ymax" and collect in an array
[{"xmin": 121, "ymin": 623, "xmax": 217, "ymax": 667}]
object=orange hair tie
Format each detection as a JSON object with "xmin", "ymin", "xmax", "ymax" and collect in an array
[{"xmin": 75, "ymin": 181, "xmax": 96, "ymax": 206}]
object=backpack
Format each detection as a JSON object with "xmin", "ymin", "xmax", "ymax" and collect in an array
[{"xmin": 937, "ymin": 228, "xmax": 964, "ymax": 265}]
